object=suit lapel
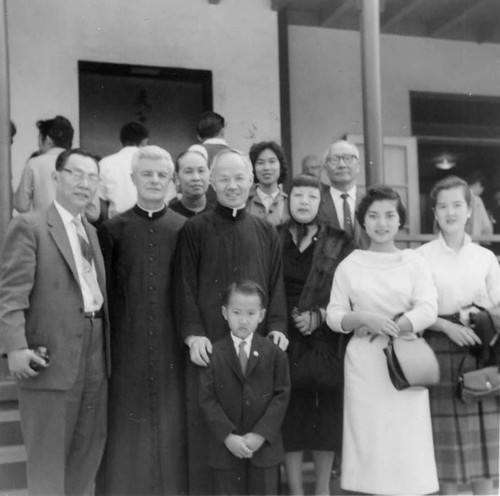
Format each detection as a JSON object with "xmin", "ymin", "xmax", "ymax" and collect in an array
[
  {"xmin": 245, "ymin": 334, "xmax": 263, "ymax": 378},
  {"xmin": 221, "ymin": 335, "xmax": 245, "ymax": 382},
  {"xmin": 47, "ymin": 204, "xmax": 80, "ymax": 285},
  {"xmin": 319, "ymin": 185, "xmax": 341, "ymax": 229}
]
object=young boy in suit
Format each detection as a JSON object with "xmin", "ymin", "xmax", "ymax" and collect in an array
[{"xmin": 199, "ymin": 280, "xmax": 290, "ymax": 495}]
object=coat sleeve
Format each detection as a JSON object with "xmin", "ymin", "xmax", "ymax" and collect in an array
[
  {"xmin": 97, "ymin": 221, "xmax": 116, "ymax": 297},
  {"xmin": 0, "ymin": 216, "xmax": 37, "ymax": 355},
  {"xmin": 13, "ymin": 162, "xmax": 34, "ymax": 213},
  {"xmin": 199, "ymin": 359, "xmax": 237, "ymax": 443},
  {"xmin": 265, "ymin": 227, "xmax": 287, "ymax": 335},
  {"xmin": 174, "ymin": 221, "xmax": 207, "ymax": 341},
  {"xmin": 251, "ymin": 348, "xmax": 290, "ymax": 444}
]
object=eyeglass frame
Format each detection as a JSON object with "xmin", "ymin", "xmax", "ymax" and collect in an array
[
  {"xmin": 325, "ymin": 154, "xmax": 358, "ymax": 166},
  {"xmin": 61, "ymin": 168, "xmax": 100, "ymax": 186}
]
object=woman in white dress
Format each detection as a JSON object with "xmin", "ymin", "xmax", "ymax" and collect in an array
[
  {"xmin": 417, "ymin": 176, "xmax": 500, "ymax": 496},
  {"xmin": 326, "ymin": 185, "xmax": 439, "ymax": 495}
]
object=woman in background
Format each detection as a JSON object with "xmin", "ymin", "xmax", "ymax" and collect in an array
[
  {"xmin": 417, "ymin": 176, "xmax": 500, "ymax": 495},
  {"xmin": 327, "ymin": 185, "xmax": 439, "ymax": 495},
  {"xmin": 246, "ymin": 141, "xmax": 289, "ymax": 226},
  {"xmin": 280, "ymin": 174, "xmax": 354, "ymax": 495}
]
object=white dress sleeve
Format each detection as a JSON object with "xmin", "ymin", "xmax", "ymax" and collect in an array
[
  {"xmin": 403, "ymin": 254, "xmax": 438, "ymax": 333},
  {"xmin": 326, "ymin": 260, "xmax": 352, "ymax": 333},
  {"xmin": 485, "ymin": 251, "xmax": 500, "ymax": 307}
]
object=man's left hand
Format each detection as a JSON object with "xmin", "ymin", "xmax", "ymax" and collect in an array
[{"xmin": 268, "ymin": 330, "xmax": 288, "ymax": 351}]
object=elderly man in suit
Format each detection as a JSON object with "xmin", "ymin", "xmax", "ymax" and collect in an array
[
  {"xmin": 0, "ymin": 149, "xmax": 110, "ymax": 496},
  {"xmin": 318, "ymin": 139, "xmax": 369, "ymax": 249}
]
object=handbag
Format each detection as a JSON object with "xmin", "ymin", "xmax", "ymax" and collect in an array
[
  {"xmin": 384, "ymin": 333, "xmax": 440, "ymax": 390},
  {"xmin": 289, "ymin": 323, "xmax": 346, "ymax": 393}
]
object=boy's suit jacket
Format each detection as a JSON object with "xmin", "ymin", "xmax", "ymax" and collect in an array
[
  {"xmin": 0, "ymin": 203, "xmax": 111, "ymax": 390},
  {"xmin": 199, "ymin": 333, "xmax": 290, "ymax": 469}
]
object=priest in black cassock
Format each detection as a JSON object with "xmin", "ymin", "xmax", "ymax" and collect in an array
[
  {"xmin": 96, "ymin": 145, "xmax": 187, "ymax": 495},
  {"xmin": 174, "ymin": 148, "xmax": 289, "ymax": 495}
]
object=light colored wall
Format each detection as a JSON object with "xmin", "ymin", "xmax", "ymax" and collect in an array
[
  {"xmin": 7, "ymin": 0, "xmax": 280, "ymax": 185},
  {"xmin": 289, "ymin": 26, "xmax": 500, "ymax": 174}
]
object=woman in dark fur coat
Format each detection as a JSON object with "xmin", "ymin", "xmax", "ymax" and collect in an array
[{"xmin": 279, "ymin": 174, "xmax": 355, "ymax": 495}]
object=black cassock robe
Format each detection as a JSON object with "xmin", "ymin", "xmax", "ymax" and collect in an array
[
  {"xmin": 174, "ymin": 202, "xmax": 287, "ymax": 495},
  {"xmin": 96, "ymin": 205, "xmax": 187, "ymax": 495}
]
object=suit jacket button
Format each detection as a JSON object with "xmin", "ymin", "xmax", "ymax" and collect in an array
[{"xmin": 245, "ymin": 400, "xmax": 250, "ymax": 406}]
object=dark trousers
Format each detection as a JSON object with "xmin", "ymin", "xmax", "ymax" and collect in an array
[
  {"xmin": 18, "ymin": 317, "xmax": 107, "ymax": 496},
  {"xmin": 213, "ymin": 462, "xmax": 279, "ymax": 496}
]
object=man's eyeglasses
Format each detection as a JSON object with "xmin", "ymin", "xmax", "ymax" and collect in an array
[
  {"xmin": 326, "ymin": 154, "xmax": 358, "ymax": 165},
  {"xmin": 61, "ymin": 168, "xmax": 100, "ymax": 186}
]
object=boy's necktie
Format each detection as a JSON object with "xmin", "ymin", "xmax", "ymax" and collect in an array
[{"xmin": 238, "ymin": 340, "xmax": 248, "ymax": 375}]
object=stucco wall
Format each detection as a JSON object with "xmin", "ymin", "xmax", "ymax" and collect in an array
[
  {"xmin": 289, "ymin": 26, "xmax": 500, "ymax": 174},
  {"xmin": 7, "ymin": 0, "xmax": 280, "ymax": 185}
]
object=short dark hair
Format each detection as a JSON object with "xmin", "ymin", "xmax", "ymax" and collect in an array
[
  {"xmin": 175, "ymin": 149, "xmax": 208, "ymax": 173},
  {"xmin": 222, "ymin": 280, "xmax": 267, "ymax": 308},
  {"xmin": 430, "ymin": 175, "xmax": 472, "ymax": 208},
  {"xmin": 466, "ymin": 170, "xmax": 486, "ymax": 187},
  {"xmin": 248, "ymin": 141, "xmax": 288, "ymax": 184},
  {"xmin": 119, "ymin": 122, "xmax": 149, "ymax": 146},
  {"xmin": 55, "ymin": 148, "xmax": 99, "ymax": 173},
  {"xmin": 356, "ymin": 185, "xmax": 407, "ymax": 230},
  {"xmin": 196, "ymin": 111, "xmax": 225, "ymax": 141},
  {"xmin": 37, "ymin": 116, "xmax": 73, "ymax": 149}
]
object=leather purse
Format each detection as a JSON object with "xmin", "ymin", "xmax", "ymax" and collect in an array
[
  {"xmin": 289, "ymin": 323, "xmax": 346, "ymax": 393},
  {"xmin": 457, "ymin": 365, "xmax": 500, "ymax": 404},
  {"xmin": 384, "ymin": 333, "xmax": 440, "ymax": 391}
]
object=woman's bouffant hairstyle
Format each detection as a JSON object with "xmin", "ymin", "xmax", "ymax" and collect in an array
[
  {"xmin": 430, "ymin": 175, "xmax": 472, "ymax": 209},
  {"xmin": 356, "ymin": 185, "xmax": 407, "ymax": 230},
  {"xmin": 289, "ymin": 173, "xmax": 322, "ymax": 191},
  {"xmin": 248, "ymin": 141, "xmax": 288, "ymax": 184}
]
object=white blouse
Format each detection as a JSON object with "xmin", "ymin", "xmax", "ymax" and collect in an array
[
  {"xmin": 326, "ymin": 249, "xmax": 438, "ymax": 334},
  {"xmin": 416, "ymin": 233, "xmax": 500, "ymax": 315}
]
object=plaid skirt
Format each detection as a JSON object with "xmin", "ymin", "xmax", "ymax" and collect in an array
[{"xmin": 426, "ymin": 331, "xmax": 499, "ymax": 484}]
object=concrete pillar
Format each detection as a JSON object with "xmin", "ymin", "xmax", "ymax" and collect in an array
[
  {"xmin": 360, "ymin": 0, "xmax": 384, "ymax": 185},
  {"xmin": 0, "ymin": 0, "xmax": 11, "ymax": 249}
]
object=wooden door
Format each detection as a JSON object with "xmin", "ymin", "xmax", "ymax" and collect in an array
[{"xmin": 347, "ymin": 134, "xmax": 420, "ymax": 236}]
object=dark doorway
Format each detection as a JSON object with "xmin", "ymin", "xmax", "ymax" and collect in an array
[
  {"xmin": 78, "ymin": 61, "xmax": 212, "ymax": 160},
  {"xmin": 411, "ymin": 91, "xmax": 500, "ymax": 234}
]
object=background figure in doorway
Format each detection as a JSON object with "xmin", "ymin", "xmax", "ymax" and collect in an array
[
  {"xmin": 13, "ymin": 115, "xmax": 75, "ymax": 214},
  {"xmin": 300, "ymin": 154, "xmax": 322, "ymax": 179},
  {"xmin": 466, "ymin": 170, "xmax": 493, "ymax": 237},
  {"xmin": 246, "ymin": 141, "xmax": 289, "ymax": 227},
  {"xmin": 98, "ymin": 121, "xmax": 149, "ymax": 219},
  {"xmin": 193, "ymin": 111, "xmax": 230, "ymax": 208},
  {"xmin": 97, "ymin": 146, "xmax": 187, "ymax": 495},
  {"xmin": 280, "ymin": 174, "xmax": 354, "ymax": 496}
]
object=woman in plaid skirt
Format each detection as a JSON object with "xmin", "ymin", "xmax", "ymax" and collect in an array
[{"xmin": 418, "ymin": 176, "xmax": 500, "ymax": 495}]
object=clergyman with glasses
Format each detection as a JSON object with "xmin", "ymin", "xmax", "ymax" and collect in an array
[
  {"xmin": 0, "ymin": 148, "xmax": 110, "ymax": 495},
  {"xmin": 318, "ymin": 139, "xmax": 369, "ymax": 248}
]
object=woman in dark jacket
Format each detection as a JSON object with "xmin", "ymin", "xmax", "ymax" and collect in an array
[{"xmin": 280, "ymin": 174, "xmax": 354, "ymax": 495}]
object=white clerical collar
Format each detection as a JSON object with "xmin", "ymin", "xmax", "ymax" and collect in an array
[{"xmin": 137, "ymin": 202, "xmax": 166, "ymax": 218}]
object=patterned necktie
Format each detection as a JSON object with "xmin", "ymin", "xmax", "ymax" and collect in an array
[
  {"xmin": 341, "ymin": 193, "xmax": 354, "ymax": 238},
  {"xmin": 72, "ymin": 217, "xmax": 103, "ymax": 308},
  {"xmin": 238, "ymin": 340, "xmax": 248, "ymax": 375}
]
